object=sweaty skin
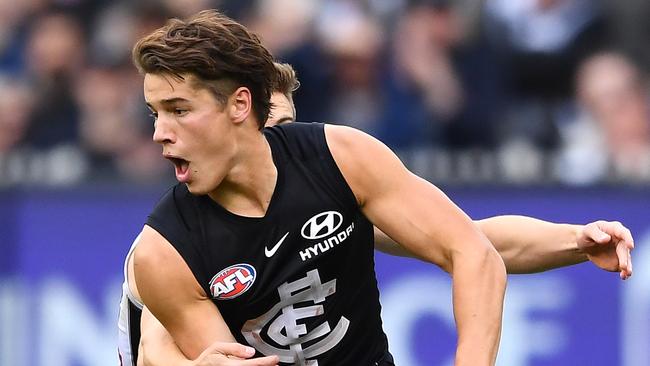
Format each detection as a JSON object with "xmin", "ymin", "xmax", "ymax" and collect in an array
[
  {"xmin": 134, "ymin": 91, "xmax": 634, "ymax": 366},
  {"xmin": 134, "ymin": 70, "xmax": 508, "ymax": 365}
]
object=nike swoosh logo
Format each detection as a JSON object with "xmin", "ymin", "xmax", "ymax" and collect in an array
[{"xmin": 265, "ymin": 232, "xmax": 290, "ymax": 258}]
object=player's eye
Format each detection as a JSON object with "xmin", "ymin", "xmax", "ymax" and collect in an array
[{"xmin": 173, "ymin": 108, "xmax": 188, "ymax": 117}]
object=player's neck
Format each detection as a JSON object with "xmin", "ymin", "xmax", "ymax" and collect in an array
[{"xmin": 207, "ymin": 130, "xmax": 277, "ymax": 217}]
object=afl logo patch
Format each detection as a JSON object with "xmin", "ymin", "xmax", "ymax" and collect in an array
[
  {"xmin": 301, "ymin": 211, "xmax": 343, "ymax": 239},
  {"xmin": 209, "ymin": 264, "xmax": 256, "ymax": 300}
]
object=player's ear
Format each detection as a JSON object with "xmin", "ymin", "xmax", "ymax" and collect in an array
[{"xmin": 229, "ymin": 87, "xmax": 252, "ymax": 124}]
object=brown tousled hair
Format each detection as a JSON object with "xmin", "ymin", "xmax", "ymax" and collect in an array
[
  {"xmin": 132, "ymin": 10, "xmax": 276, "ymax": 129},
  {"xmin": 271, "ymin": 62, "xmax": 300, "ymax": 101}
]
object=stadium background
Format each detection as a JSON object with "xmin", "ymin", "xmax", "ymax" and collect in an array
[{"xmin": 0, "ymin": 0, "xmax": 649, "ymax": 365}]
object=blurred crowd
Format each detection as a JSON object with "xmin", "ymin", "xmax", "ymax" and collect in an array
[{"xmin": 1, "ymin": 0, "xmax": 649, "ymax": 187}]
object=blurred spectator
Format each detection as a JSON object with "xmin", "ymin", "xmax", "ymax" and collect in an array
[
  {"xmin": 23, "ymin": 10, "xmax": 85, "ymax": 149},
  {"xmin": 381, "ymin": 0, "xmax": 504, "ymax": 149},
  {"xmin": 89, "ymin": 1, "xmax": 153, "ymax": 67},
  {"xmin": 74, "ymin": 66, "xmax": 169, "ymax": 183},
  {"xmin": 0, "ymin": 0, "xmax": 648, "ymax": 187},
  {"xmin": 606, "ymin": 0, "xmax": 650, "ymax": 73},
  {"xmin": 316, "ymin": 1, "xmax": 384, "ymax": 134},
  {"xmin": 0, "ymin": 75, "xmax": 87, "ymax": 187},
  {"xmin": 556, "ymin": 52, "xmax": 650, "ymax": 184},
  {"xmin": 248, "ymin": 0, "xmax": 331, "ymax": 123},
  {"xmin": 378, "ymin": 0, "xmax": 459, "ymax": 148},
  {"xmin": 247, "ymin": 0, "xmax": 317, "ymax": 55},
  {"xmin": 0, "ymin": 0, "xmax": 44, "ymax": 74},
  {"xmin": 485, "ymin": 0, "xmax": 609, "ymax": 150},
  {"xmin": 0, "ymin": 76, "xmax": 32, "ymax": 153},
  {"xmin": 394, "ymin": 1, "xmax": 464, "ymax": 122},
  {"xmin": 158, "ymin": 0, "xmax": 216, "ymax": 18}
]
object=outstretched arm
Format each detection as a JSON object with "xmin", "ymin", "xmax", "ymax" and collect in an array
[
  {"xmin": 375, "ymin": 217, "xmax": 634, "ymax": 278},
  {"xmin": 327, "ymin": 125, "xmax": 506, "ymax": 366},
  {"xmin": 476, "ymin": 217, "xmax": 633, "ymax": 277}
]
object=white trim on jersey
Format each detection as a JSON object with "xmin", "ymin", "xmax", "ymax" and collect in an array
[
  {"xmin": 123, "ymin": 234, "xmax": 144, "ymax": 309},
  {"xmin": 117, "ymin": 234, "xmax": 144, "ymax": 366}
]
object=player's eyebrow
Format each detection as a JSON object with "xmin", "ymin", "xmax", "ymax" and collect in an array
[
  {"xmin": 161, "ymin": 97, "xmax": 190, "ymax": 105},
  {"xmin": 146, "ymin": 97, "xmax": 191, "ymax": 109}
]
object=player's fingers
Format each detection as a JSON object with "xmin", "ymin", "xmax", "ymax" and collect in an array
[
  {"xmin": 619, "ymin": 226, "xmax": 635, "ymax": 250},
  {"xmin": 624, "ymin": 246, "xmax": 633, "ymax": 279},
  {"xmin": 615, "ymin": 240, "xmax": 629, "ymax": 274},
  {"xmin": 225, "ymin": 355, "xmax": 279, "ymax": 366},
  {"xmin": 620, "ymin": 262, "xmax": 630, "ymax": 280},
  {"xmin": 629, "ymin": 254, "xmax": 633, "ymax": 276},
  {"xmin": 608, "ymin": 224, "xmax": 634, "ymax": 280},
  {"xmin": 599, "ymin": 221, "xmax": 635, "ymax": 249},
  {"xmin": 608, "ymin": 221, "xmax": 634, "ymax": 247},
  {"xmin": 586, "ymin": 221, "xmax": 612, "ymax": 244},
  {"xmin": 202, "ymin": 341, "xmax": 256, "ymax": 359}
]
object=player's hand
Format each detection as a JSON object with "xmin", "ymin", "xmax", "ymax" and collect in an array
[
  {"xmin": 577, "ymin": 220, "xmax": 634, "ymax": 280},
  {"xmin": 192, "ymin": 342, "xmax": 278, "ymax": 366}
]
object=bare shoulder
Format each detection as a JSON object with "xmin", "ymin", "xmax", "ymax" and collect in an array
[
  {"xmin": 133, "ymin": 227, "xmax": 235, "ymax": 357},
  {"xmin": 324, "ymin": 124, "xmax": 410, "ymax": 206},
  {"xmin": 323, "ymin": 124, "xmax": 381, "ymax": 156},
  {"xmin": 133, "ymin": 226, "xmax": 178, "ymax": 273},
  {"xmin": 133, "ymin": 225, "xmax": 206, "ymax": 300}
]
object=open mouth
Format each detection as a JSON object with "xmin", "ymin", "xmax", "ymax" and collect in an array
[{"xmin": 165, "ymin": 156, "xmax": 191, "ymax": 182}]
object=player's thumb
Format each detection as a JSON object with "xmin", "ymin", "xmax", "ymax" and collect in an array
[{"xmin": 203, "ymin": 341, "xmax": 256, "ymax": 359}]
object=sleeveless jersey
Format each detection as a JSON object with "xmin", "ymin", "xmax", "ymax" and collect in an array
[{"xmin": 146, "ymin": 122, "xmax": 393, "ymax": 366}]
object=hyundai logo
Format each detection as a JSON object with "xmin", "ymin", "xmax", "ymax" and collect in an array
[{"xmin": 301, "ymin": 211, "xmax": 344, "ymax": 239}]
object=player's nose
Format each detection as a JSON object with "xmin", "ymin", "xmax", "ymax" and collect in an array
[{"xmin": 152, "ymin": 116, "xmax": 176, "ymax": 145}]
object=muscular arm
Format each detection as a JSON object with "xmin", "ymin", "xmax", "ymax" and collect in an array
[
  {"xmin": 139, "ymin": 306, "xmax": 276, "ymax": 366},
  {"xmin": 139, "ymin": 307, "xmax": 196, "ymax": 366},
  {"xmin": 133, "ymin": 225, "xmax": 237, "ymax": 359},
  {"xmin": 130, "ymin": 230, "xmax": 278, "ymax": 366},
  {"xmin": 374, "ymin": 217, "xmax": 583, "ymax": 272},
  {"xmin": 375, "ymin": 216, "xmax": 634, "ymax": 277},
  {"xmin": 475, "ymin": 216, "xmax": 584, "ymax": 273},
  {"xmin": 326, "ymin": 125, "xmax": 506, "ymax": 366},
  {"xmin": 478, "ymin": 217, "xmax": 633, "ymax": 277}
]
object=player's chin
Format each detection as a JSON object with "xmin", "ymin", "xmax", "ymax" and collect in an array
[
  {"xmin": 185, "ymin": 181, "xmax": 207, "ymax": 195},
  {"xmin": 185, "ymin": 177, "xmax": 220, "ymax": 196}
]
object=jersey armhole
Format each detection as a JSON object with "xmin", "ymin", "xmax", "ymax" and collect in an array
[
  {"xmin": 144, "ymin": 220, "xmax": 212, "ymax": 299},
  {"xmin": 319, "ymin": 124, "xmax": 361, "ymax": 209}
]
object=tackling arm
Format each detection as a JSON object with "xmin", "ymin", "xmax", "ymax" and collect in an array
[
  {"xmin": 375, "ymin": 216, "xmax": 634, "ymax": 278},
  {"xmin": 476, "ymin": 216, "xmax": 584, "ymax": 274}
]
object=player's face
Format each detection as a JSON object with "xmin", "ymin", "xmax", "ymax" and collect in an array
[
  {"xmin": 265, "ymin": 92, "xmax": 295, "ymax": 127},
  {"xmin": 144, "ymin": 73, "xmax": 237, "ymax": 194}
]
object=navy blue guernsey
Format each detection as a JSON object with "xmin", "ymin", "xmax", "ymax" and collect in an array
[{"xmin": 146, "ymin": 122, "xmax": 393, "ymax": 366}]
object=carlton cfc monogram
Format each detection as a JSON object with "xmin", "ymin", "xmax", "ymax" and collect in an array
[{"xmin": 241, "ymin": 269, "xmax": 349, "ymax": 366}]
